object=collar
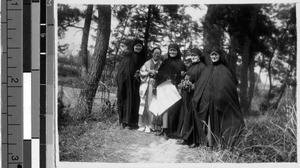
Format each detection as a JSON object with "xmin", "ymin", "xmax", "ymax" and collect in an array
[{"xmin": 152, "ymin": 58, "xmax": 159, "ymax": 64}]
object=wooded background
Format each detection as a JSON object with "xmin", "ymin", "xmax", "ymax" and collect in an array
[{"xmin": 57, "ymin": 4, "xmax": 296, "ymax": 118}]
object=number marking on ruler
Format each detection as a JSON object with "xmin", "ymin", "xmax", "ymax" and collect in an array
[{"xmin": 1, "ymin": 0, "xmax": 23, "ymax": 168}]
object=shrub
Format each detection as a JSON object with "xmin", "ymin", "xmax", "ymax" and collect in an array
[
  {"xmin": 58, "ymin": 65, "xmax": 80, "ymax": 77},
  {"xmin": 58, "ymin": 77, "xmax": 82, "ymax": 88},
  {"xmin": 185, "ymin": 102, "xmax": 297, "ymax": 163},
  {"xmin": 234, "ymin": 102, "xmax": 297, "ymax": 162},
  {"xmin": 58, "ymin": 87, "xmax": 73, "ymax": 130}
]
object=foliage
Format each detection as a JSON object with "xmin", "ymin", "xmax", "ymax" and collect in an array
[
  {"xmin": 57, "ymin": 87, "xmax": 73, "ymax": 131},
  {"xmin": 58, "ymin": 65, "xmax": 80, "ymax": 78},
  {"xmin": 177, "ymin": 102, "xmax": 297, "ymax": 163},
  {"xmin": 111, "ymin": 5, "xmax": 202, "ymax": 56},
  {"xmin": 59, "ymin": 100, "xmax": 297, "ymax": 162},
  {"xmin": 201, "ymin": 4, "xmax": 296, "ymax": 114},
  {"xmin": 57, "ymin": 4, "xmax": 84, "ymax": 38}
]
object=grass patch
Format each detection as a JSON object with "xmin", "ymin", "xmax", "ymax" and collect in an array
[
  {"xmin": 59, "ymin": 116, "xmax": 164, "ymax": 162},
  {"xmin": 58, "ymin": 84, "xmax": 296, "ymax": 163},
  {"xmin": 177, "ymin": 102, "xmax": 297, "ymax": 163}
]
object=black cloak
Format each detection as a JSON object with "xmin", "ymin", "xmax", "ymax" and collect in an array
[
  {"xmin": 154, "ymin": 44, "xmax": 186, "ymax": 133},
  {"xmin": 116, "ymin": 39, "xmax": 147, "ymax": 126},
  {"xmin": 177, "ymin": 61, "xmax": 206, "ymax": 141},
  {"xmin": 192, "ymin": 59, "xmax": 245, "ymax": 148}
]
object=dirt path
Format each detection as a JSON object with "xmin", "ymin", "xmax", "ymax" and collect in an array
[{"xmin": 129, "ymin": 138, "xmax": 183, "ymax": 163}]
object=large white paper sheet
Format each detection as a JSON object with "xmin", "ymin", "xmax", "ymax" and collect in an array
[{"xmin": 149, "ymin": 80, "xmax": 181, "ymax": 116}]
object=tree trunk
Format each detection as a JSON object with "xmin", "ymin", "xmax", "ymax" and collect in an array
[
  {"xmin": 292, "ymin": 86, "xmax": 296, "ymax": 101},
  {"xmin": 267, "ymin": 59, "xmax": 273, "ymax": 103},
  {"xmin": 203, "ymin": 5, "xmax": 223, "ymax": 65},
  {"xmin": 267, "ymin": 20, "xmax": 291, "ymax": 106},
  {"xmin": 239, "ymin": 7, "xmax": 258, "ymax": 113},
  {"xmin": 79, "ymin": 5, "xmax": 111, "ymax": 117},
  {"xmin": 144, "ymin": 5, "xmax": 153, "ymax": 58},
  {"xmin": 228, "ymin": 33, "xmax": 238, "ymax": 75},
  {"xmin": 273, "ymin": 82, "xmax": 287, "ymax": 109},
  {"xmin": 78, "ymin": 5, "xmax": 93, "ymax": 77},
  {"xmin": 228, "ymin": 33, "xmax": 239, "ymax": 85},
  {"xmin": 240, "ymin": 37, "xmax": 251, "ymax": 113},
  {"xmin": 247, "ymin": 56, "xmax": 255, "ymax": 109}
]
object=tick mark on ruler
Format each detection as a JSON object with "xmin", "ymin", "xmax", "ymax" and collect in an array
[
  {"xmin": 8, "ymin": 67, "xmax": 17, "ymax": 68},
  {"xmin": 8, "ymin": 162, "xmax": 23, "ymax": 164},
  {"xmin": 8, "ymin": 143, "xmax": 17, "ymax": 145},
  {"xmin": 7, "ymin": 9, "xmax": 22, "ymax": 11},
  {"xmin": 2, "ymin": 143, "xmax": 17, "ymax": 145},
  {"xmin": 8, "ymin": 86, "xmax": 22, "ymax": 88},
  {"xmin": 8, "ymin": 124, "xmax": 21, "ymax": 126},
  {"xmin": 8, "ymin": 28, "xmax": 16, "ymax": 30},
  {"xmin": 8, "ymin": 47, "xmax": 20, "ymax": 49}
]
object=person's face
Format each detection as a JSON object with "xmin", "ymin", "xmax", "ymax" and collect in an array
[
  {"xmin": 152, "ymin": 49, "xmax": 161, "ymax": 61},
  {"xmin": 190, "ymin": 53, "xmax": 200, "ymax": 63},
  {"xmin": 169, "ymin": 48, "xmax": 178, "ymax": 58},
  {"xmin": 210, "ymin": 51, "xmax": 220, "ymax": 63},
  {"xmin": 184, "ymin": 59, "xmax": 192, "ymax": 68},
  {"xmin": 134, "ymin": 44, "xmax": 143, "ymax": 53}
]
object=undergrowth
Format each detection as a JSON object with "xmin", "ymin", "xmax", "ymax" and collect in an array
[
  {"xmin": 59, "ymin": 85, "xmax": 297, "ymax": 163},
  {"xmin": 182, "ymin": 102, "xmax": 297, "ymax": 163}
]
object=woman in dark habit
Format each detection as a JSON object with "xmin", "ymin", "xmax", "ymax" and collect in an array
[
  {"xmin": 176, "ymin": 48, "xmax": 206, "ymax": 147},
  {"xmin": 116, "ymin": 39, "xmax": 147, "ymax": 129},
  {"xmin": 192, "ymin": 46, "xmax": 245, "ymax": 148},
  {"xmin": 154, "ymin": 43, "xmax": 186, "ymax": 140}
]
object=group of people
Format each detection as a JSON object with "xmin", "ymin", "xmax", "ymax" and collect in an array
[{"xmin": 116, "ymin": 39, "xmax": 245, "ymax": 149}]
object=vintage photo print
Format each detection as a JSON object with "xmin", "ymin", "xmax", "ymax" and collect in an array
[{"xmin": 55, "ymin": 0, "xmax": 299, "ymax": 167}]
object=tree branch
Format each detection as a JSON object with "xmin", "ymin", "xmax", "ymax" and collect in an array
[{"xmin": 67, "ymin": 23, "xmax": 84, "ymax": 29}]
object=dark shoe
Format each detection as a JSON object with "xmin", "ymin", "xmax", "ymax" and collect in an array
[
  {"xmin": 177, "ymin": 140, "xmax": 190, "ymax": 145},
  {"xmin": 129, "ymin": 124, "xmax": 138, "ymax": 130},
  {"xmin": 189, "ymin": 143, "xmax": 199, "ymax": 148},
  {"xmin": 163, "ymin": 133, "xmax": 169, "ymax": 140},
  {"xmin": 120, "ymin": 123, "xmax": 127, "ymax": 129}
]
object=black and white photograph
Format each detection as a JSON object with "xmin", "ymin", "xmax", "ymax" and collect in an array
[{"xmin": 56, "ymin": 0, "xmax": 297, "ymax": 165}]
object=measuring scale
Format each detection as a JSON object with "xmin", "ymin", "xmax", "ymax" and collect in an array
[{"xmin": 2, "ymin": 0, "xmax": 24, "ymax": 168}]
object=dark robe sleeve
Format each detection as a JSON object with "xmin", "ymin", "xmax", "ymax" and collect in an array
[
  {"xmin": 192, "ymin": 65, "xmax": 214, "ymax": 113},
  {"xmin": 155, "ymin": 58, "xmax": 186, "ymax": 87},
  {"xmin": 187, "ymin": 62, "xmax": 206, "ymax": 84},
  {"xmin": 213, "ymin": 65, "xmax": 243, "ymax": 120},
  {"xmin": 116, "ymin": 57, "xmax": 129, "ymax": 106}
]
